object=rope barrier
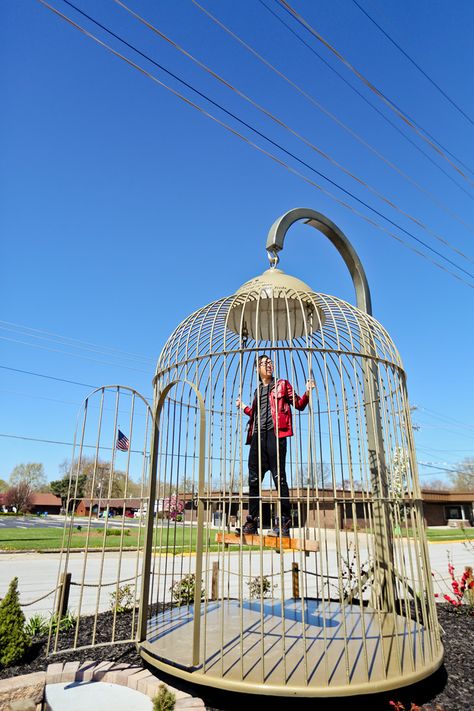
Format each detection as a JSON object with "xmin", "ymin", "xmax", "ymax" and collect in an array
[
  {"xmin": 70, "ymin": 573, "xmax": 142, "ymax": 588},
  {"xmin": 20, "ymin": 585, "xmax": 60, "ymax": 607},
  {"xmin": 17, "ymin": 566, "xmax": 345, "ymax": 605},
  {"xmin": 218, "ymin": 567, "xmax": 294, "ymax": 578}
]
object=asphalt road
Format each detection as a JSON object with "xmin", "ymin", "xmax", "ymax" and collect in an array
[
  {"xmin": 0, "ymin": 521, "xmax": 471, "ymax": 620},
  {"xmin": 0, "ymin": 515, "xmax": 135, "ymax": 530}
]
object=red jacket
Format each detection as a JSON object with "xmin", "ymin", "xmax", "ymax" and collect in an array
[{"xmin": 243, "ymin": 379, "xmax": 309, "ymax": 444}]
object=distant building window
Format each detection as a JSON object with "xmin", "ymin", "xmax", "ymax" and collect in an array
[
  {"xmin": 343, "ymin": 503, "xmax": 366, "ymax": 519},
  {"xmin": 445, "ymin": 505, "xmax": 462, "ymax": 520}
]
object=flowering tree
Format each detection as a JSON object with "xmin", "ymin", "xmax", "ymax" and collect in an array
[
  {"xmin": 441, "ymin": 555, "xmax": 474, "ymax": 610},
  {"xmin": 389, "ymin": 446, "xmax": 410, "ymax": 533},
  {"xmin": 4, "ymin": 482, "xmax": 33, "ymax": 513},
  {"xmin": 163, "ymin": 494, "xmax": 185, "ymax": 521},
  {"xmin": 390, "ymin": 446, "xmax": 409, "ymax": 499}
]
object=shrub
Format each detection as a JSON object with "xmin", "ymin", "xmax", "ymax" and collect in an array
[
  {"xmin": 153, "ymin": 683, "xmax": 176, "ymax": 711},
  {"xmin": 25, "ymin": 613, "xmax": 49, "ymax": 638},
  {"xmin": 163, "ymin": 495, "xmax": 184, "ymax": 522},
  {"xmin": 106, "ymin": 528, "xmax": 130, "ymax": 536},
  {"xmin": 440, "ymin": 555, "xmax": 474, "ymax": 613},
  {"xmin": 0, "ymin": 577, "xmax": 29, "ymax": 667},
  {"xmin": 341, "ymin": 542, "xmax": 371, "ymax": 600},
  {"xmin": 50, "ymin": 610, "xmax": 77, "ymax": 633},
  {"xmin": 170, "ymin": 574, "xmax": 204, "ymax": 606},
  {"xmin": 247, "ymin": 575, "xmax": 276, "ymax": 599},
  {"xmin": 109, "ymin": 584, "xmax": 136, "ymax": 613}
]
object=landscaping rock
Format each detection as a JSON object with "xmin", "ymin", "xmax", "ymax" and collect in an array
[{"xmin": 0, "ymin": 672, "xmax": 45, "ymax": 708}]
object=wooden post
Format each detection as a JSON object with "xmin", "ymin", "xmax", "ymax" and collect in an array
[
  {"xmin": 56, "ymin": 572, "xmax": 71, "ymax": 618},
  {"xmin": 211, "ymin": 562, "xmax": 219, "ymax": 601},
  {"xmin": 292, "ymin": 562, "xmax": 299, "ymax": 599}
]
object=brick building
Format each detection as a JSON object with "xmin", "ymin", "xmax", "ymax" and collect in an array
[
  {"xmin": 0, "ymin": 492, "xmax": 62, "ymax": 514},
  {"xmin": 180, "ymin": 487, "xmax": 474, "ymax": 529}
]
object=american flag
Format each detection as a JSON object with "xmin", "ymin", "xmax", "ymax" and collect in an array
[{"xmin": 116, "ymin": 429, "xmax": 130, "ymax": 451}]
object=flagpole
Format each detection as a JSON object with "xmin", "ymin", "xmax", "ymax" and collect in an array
[{"xmin": 97, "ymin": 481, "xmax": 102, "ymax": 519}]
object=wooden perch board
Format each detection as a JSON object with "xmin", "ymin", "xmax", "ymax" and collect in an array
[{"xmin": 216, "ymin": 532, "xmax": 319, "ymax": 552}]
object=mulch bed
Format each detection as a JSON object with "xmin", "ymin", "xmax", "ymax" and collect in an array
[{"xmin": 0, "ymin": 604, "xmax": 472, "ymax": 710}]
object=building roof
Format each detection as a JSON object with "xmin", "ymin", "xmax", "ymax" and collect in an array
[
  {"xmin": 421, "ymin": 489, "xmax": 474, "ymax": 503},
  {"xmin": 78, "ymin": 498, "xmax": 143, "ymax": 508},
  {"xmin": 31, "ymin": 493, "xmax": 62, "ymax": 506},
  {"xmin": 0, "ymin": 492, "xmax": 62, "ymax": 506},
  {"xmin": 196, "ymin": 487, "xmax": 474, "ymax": 503}
]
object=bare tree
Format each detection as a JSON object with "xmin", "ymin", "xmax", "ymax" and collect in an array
[
  {"xmin": 420, "ymin": 478, "xmax": 452, "ymax": 491},
  {"xmin": 450, "ymin": 458, "xmax": 474, "ymax": 491},
  {"xmin": 9, "ymin": 463, "xmax": 47, "ymax": 492},
  {"xmin": 58, "ymin": 457, "xmax": 142, "ymax": 499},
  {"xmin": 5, "ymin": 482, "xmax": 33, "ymax": 513}
]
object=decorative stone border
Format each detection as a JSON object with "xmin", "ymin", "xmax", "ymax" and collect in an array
[
  {"xmin": 0, "ymin": 671, "xmax": 45, "ymax": 710},
  {"xmin": 0, "ymin": 662, "xmax": 206, "ymax": 710}
]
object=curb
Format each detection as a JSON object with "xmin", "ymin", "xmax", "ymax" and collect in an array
[{"xmin": 0, "ymin": 662, "xmax": 206, "ymax": 710}]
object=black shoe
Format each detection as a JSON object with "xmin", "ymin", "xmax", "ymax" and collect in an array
[
  {"xmin": 242, "ymin": 516, "xmax": 259, "ymax": 535},
  {"xmin": 269, "ymin": 516, "xmax": 291, "ymax": 537}
]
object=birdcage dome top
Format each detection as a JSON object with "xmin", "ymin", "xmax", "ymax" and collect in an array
[
  {"xmin": 155, "ymin": 266, "xmax": 403, "ymax": 378},
  {"xmin": 234, "ymin": 267, "xmax": 312, "ymax": 295}
]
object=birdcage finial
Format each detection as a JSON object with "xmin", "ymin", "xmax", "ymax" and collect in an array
[{"xmin": 267, "ymin": 247, "xmax": 280, "ymax": 269}]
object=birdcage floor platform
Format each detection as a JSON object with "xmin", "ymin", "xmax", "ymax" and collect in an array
[
  {"xmin": 139, "ymin": 599, "xmax": 443, "ymax": 697},
  {"xmin": 215, "ymin": 531, "xmax": 320, "ymax": 552}
]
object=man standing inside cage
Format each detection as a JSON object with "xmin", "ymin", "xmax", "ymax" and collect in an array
[{"xmin": 236, "ymin": 354, "xmax": 315, "ymax": 536}]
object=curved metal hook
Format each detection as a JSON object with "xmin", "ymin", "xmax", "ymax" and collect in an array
[{"xmin": 266, "ymin": 208, "xmax": 372, "ymax": 315}]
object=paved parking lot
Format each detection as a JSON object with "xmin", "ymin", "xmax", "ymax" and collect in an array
[{"xmin": 0, "ymin": 515, "xmax": 136, "ymax": 530}]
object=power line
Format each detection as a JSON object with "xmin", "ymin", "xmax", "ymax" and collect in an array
[
  {"xmin": 417, "ymin": 445, "xmax": 472, "ymax": 458},
  {"xmin": 351, "ymin": 0, "xmax": 474, "ymax": 132},
  {"xmin": 111, "ymin": 0, "xmax": 474, "ymax": 268},
  {"xmin": 0, "ymin": 389, "xmax": 145, "ymax": 418},
  {"xmin": 0, "ymin": 364, "xmax": 98, "ymax": 389},
  {"xmin": 38, "ymin": 1, "xmax": 474, "ymax": 288},
  {"xmin": 0, "ymin": 432, "xmax": 145, "ymax": 454},
  {"xmin": 417, "ymin": 406, "xmax": 474, "ymax": 431},
  {"xmin": 0, "ymin": 334, "xmax": 152, "ymax": 373},
  {"xmin": 275, "ymin": 0, "xmax": 474, "ymax": 189},
  {"xmin": 191, "ymin": 0, "xmax": 474, "ymax": 236},
  {"xmin": 0, "ymin": 320, "xmax": 154, "ymax": 364},
  {"xmin": 418, "ymin": 461, "xmax": 467, "ymax": 475},
  {"xmin": 416, "ymin": 423, "xmax": 474, "ymax": 443},
  {"xmin": 0, "ymin": 388, "xmax": 82, "ymax": 407},
  {"xmin": 0, "ymin": 431, "xmax": 460, "ymax": 480},
  {"xmin": 0, "ymin": 364, "xmax": 154, "ymax": 398},
  {"xmin": 259, "ymin": 0, "xmax": 474, "ymax": 201}
]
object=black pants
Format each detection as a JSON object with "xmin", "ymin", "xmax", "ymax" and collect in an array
[{"xmin": 248, "ymin": 428, "xmax": 290, "ymax": 520}]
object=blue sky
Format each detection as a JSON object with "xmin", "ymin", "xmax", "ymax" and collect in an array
[{"xmin": 1, "ymin": 0, "xmax": 473, "ymax": 485}]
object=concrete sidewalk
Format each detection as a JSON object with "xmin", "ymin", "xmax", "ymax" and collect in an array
[{"xmin": 0, "ymin": 536, "xmax": 471, "ymax": 618}]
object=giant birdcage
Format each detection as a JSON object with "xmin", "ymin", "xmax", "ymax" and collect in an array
[
  {"xmin": 51, "ymin": 208, "xmax": 442, "ymax": 699},
  {"xmin": 137, "ymin": 209, "xmax": 443, "ymax": 697}
]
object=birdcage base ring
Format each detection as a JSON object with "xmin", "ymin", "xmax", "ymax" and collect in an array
[{"xmin": 138, "ymin": 599, "xmax": 443, "ymax": 697}]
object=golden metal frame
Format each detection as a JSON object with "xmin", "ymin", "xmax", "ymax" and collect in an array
[
  {"xmin": 53, "ymin": 209, "xmax": 443, "ymax": 698},
  {"xmin": 137, "ymin": 209, "xmax": 442, "ymax": 696}
]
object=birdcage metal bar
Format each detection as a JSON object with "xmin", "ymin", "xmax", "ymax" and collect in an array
[
  {"xmin": 131, "ymin": 406, "xmax": 150, "ymax": 639},
  {"xmin": 73, "ymin": 389, "xmax": 104, "ymax": 648}
]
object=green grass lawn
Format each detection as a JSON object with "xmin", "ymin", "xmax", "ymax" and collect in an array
[
  {"xmin": 392, "ymin": 527, "xmax": 474, "ymax": 541},
  {"xmin": 0, "ymin": 524, "xmax": 222, "ymax": 552},
  {"xmin": 0, "ymin": 527, "xmax": 144, "ymax": 551},
  {"xmin": 426, "ymin": 527, "xmax": 474, "ymax": 542},
  {"xmin": 1, "ymin": 524, "xmax": 472, "ymax": 552}
]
